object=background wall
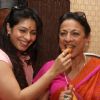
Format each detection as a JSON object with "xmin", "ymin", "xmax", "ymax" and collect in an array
[
  {"xmin": 28, "ymin": 0, "xmax": 70, "ymax": 71},
  {"xmin": 70, "ymin": 0, "xmax": 100, "ymax": 54}
]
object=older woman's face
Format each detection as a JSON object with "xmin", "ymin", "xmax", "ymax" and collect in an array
[
  {"xmin": 7, "ymin": 19, "xmax": 37, "ymax": 52},
  {"xmin": 59, "ymin": 19, "xmax": 90, "ymax": 58}
]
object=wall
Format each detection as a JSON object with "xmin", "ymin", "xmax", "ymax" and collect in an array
[
  {"xmin": 28, "ymin": 0, "xmax": 70, "ymax": 71},
  {"xmin": 70, "ymin": 0, "xmax": 100, "ymax": 54}
]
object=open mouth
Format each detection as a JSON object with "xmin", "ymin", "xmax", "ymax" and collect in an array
[
  {"xmin": 64, "ymin": 44, "xmax": 74, "ymax": 49},
  {"xmin": 65, "ymin": 45, "xmax": 72, "ymax": 48},
  {"xmin": 64, "ymin": 44, "xmax": 76, "ymax": 53}
]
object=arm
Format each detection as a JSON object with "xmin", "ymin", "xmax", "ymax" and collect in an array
[
  {"xmin": 38, "ymin": 91, "xmax": 49, "ymax": 100},
  {"xmin": 0, "ymin": 61, "xmax": 58, "ymax": 100},
  {"xmin": 0, "ymin": 48, "xmax": 72, "ymax": 100}
]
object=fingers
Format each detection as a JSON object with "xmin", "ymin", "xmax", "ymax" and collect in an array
[
  {"xmin": 64, "ymin": 94, "xmax": 72, "ymax": 100},
  {"xmin": 58, "ymin": 49, "xmax": 72, "ymax": 66},
  {"xmin": 52, "ymin": 48, "xmax": 72, "ymax": 75},
  {"xmin": 68, "ymin": 84, "xmax": 73, "ymax": 91},
  {"xmin": 59, "ymin": 90, "xmax": 73, "ymax": 100},
  {"xmin": 59, "ymin": 50, "xmax": 72, "ymax": 69},
  {"xmin": 63, "ymin": 85, "xmax": 74, "ymax": 100},
  {"xmin": 58, "ymin": 51, "xmax": 72, "ymax": 63},
  {"xmin": 63, "ymin": 59, "xmax": 72, "ymax": 67},
  {"xmin": 53, "ymin": 49, "xmax": 72, "ymax": 74},
  {"xmin": 60, "ymin": 49, "xmax": 72, "ymax": 58},
  {"xmin": 61, "ymin": 47, "xmax": 72, "ymax": 54},
  {"xmin": 59, "ymin": 85, "xmax": 77, "ymax": 100}
]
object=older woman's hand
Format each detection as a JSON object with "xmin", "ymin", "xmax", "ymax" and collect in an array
[
  {"xmin": 59, "ymin": 85, "xmax": 77, "ymax": 100},
  {"xmin": 59, "ymin": 89, "xmax": 73, "ymax": 100}
]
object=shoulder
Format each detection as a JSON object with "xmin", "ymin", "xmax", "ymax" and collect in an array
[{"xmin": 0, "ymin": 49, "xmax": 12, "ymax": 66}]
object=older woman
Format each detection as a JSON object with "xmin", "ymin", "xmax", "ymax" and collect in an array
[{"xmin": 33, "ymin": 12, "xmax": 100, "ymax": 100}]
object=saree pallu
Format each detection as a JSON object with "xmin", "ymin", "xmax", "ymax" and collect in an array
[{"xmin": 50, "ymin": 57, "xmax": 100, "ymax": 100}]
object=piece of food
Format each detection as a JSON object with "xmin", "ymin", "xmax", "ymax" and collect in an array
[{"xmin": 66, "ymin": 47, "xmax": 72, "ymax": 54}]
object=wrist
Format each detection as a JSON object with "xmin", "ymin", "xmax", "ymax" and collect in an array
[{"xmin": 47, "ymin": 65, "xmax": 58, "ymax": 79}]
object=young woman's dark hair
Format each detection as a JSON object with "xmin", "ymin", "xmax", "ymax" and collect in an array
[{"xmin": 0, "ymin": 6, "xmax": 42, "ymax": 89}]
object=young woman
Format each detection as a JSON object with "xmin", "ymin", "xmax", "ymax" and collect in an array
[{"xmin": 0, "ymin": 6, "xmax": 72, "ymax": 100}]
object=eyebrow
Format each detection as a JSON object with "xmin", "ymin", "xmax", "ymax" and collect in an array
[
  {"xmin": 17, "ymin": 26, "xmax": 36, "ymax": 31},
  {"xmin": 60, "ymin": 29, "xmax": 79, "ymax": 32}
]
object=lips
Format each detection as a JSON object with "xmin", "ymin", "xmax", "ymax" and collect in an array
[
  {"xmin": 19, "ymin": 40, "xmax": 30, "ymax": 47},
  {"xmin": 64, "ymin": 44, "xmax": 75, "ymax": 49},
  {"xmin": 61, "ymin": 44, "xmax": 75, "ymax": 52}
]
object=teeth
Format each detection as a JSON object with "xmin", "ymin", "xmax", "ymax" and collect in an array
[
  {"xmin": 64, "ymin": 44, "xmax": 73, "ymax": 49},
  {"xmin": 67, "ymin": 46, "xmax": 73, "ymax": 48},
  {"xmin": 61, "ymin": 44, "xmax": 75, "ymax": 52}
]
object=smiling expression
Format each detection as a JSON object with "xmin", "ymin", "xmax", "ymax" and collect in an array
[
  {"xmin": 7, "ymin": 18, "xmax": 37, "ymax": 52},
  {"xmin": 59, "ymin": 19, "xmax": 90, "ymax": 58}
]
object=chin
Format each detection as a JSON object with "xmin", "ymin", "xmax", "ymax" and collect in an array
[
  {"xmin": 18, "ymin": 48, "xmax": 28, "ymax": 52},
  {"xmin": 71, "ymin": 53, "xmax": 76, "ymax": 59}
]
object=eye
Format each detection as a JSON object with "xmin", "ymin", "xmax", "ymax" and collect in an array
[
  {"xmin": 59, "ymin": 32, "xmax": 66, "ymax": 36},
  {"xmin": 72, "ymin": 31, "xmax": 80, "ymax": 36},
  {"xmin": 19, "ymin": 29, "xmax": 27, "ymax": 33},
  {"xmin": 30, "ymin": 31, "xmax": 37, "ymax": 35}
]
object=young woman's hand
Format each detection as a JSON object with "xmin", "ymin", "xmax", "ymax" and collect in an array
[{"xmin": 50, "ymin": 48, "xmax": 72, "ymax": 76}]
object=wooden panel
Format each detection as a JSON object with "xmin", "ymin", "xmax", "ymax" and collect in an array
[
  {"xmin": 28, "ymin": 0, "xmax": 70, "ymax": 71},
  {"xmin": 0, "ymin": 8, "xmax": 10, "ymax": 30}
]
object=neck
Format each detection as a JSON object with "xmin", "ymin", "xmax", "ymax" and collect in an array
[
  {"xmin": 65, "ymin": 53, "xmax": 86, "ymax": 75},
  {"xmin": 65, "ymin": 53, "xmax": 91, "ymax": 79},
  {"xmin": 71, "ymin": 53, "xmax": 86, "ymax": 71}
]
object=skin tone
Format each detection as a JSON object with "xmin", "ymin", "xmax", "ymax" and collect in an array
[
  {"xmin": 59, "ymin": 85, "xmax": 73, "ymax": 100},
  {"xmin": 59, "ymin": 19, "xmax": 90, "ymax": 100},
  {"xmin": 59, "ymin": 19, "xmax": 90, "ymax": 78},
  {"xmin": 0, "ymin": 18, "xmax": 72, "ymax": 100},
  {"xmin": 7, "ymin": 19, "xmax": 37, "ymax": 52}
]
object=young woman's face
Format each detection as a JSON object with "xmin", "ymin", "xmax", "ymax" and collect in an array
[
  {"xmin": 7, "ymin": 19, "xmax": 37, "ymax": 52},
  {"xmin": 59, "ymin": 19, "xmax": 90, "ymax": 58}
]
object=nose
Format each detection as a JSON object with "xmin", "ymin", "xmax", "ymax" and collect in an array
[
  {"xmin": 24, "ymin": 33, "xmax": 31, "ymax": 41},
  {"xmin": 64, "ymin": 33, "xmax": 72, "ymax": 42}
]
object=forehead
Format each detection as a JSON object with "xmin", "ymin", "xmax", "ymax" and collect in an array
[
  {"xmin": 15, "ymin": 18, "xmax": 36, "ymax": 29},
  {"xmin": 60, "ymin": 19, "xmax": 84, "ymax": 31}
]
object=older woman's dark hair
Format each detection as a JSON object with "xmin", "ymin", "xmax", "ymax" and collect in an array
[
  {"xmin": 0, "ymin": 6, "xmax": 42, "ymax": 89},
  {"xmin": 59, "ymin": 12, "xmax": 91, "ymax": 37}
]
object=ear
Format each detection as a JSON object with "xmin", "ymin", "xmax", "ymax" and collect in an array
[
  {"xmin": 6, "ymin": 23, "xmax": 11, "ymax": 35},
  {"xmin": 86, "ymin": 35, "xmax": 91, "ymax": 44},
  {"xmin": 84, "ymin": 35, "xmax": 91, "ymax": 51}
]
